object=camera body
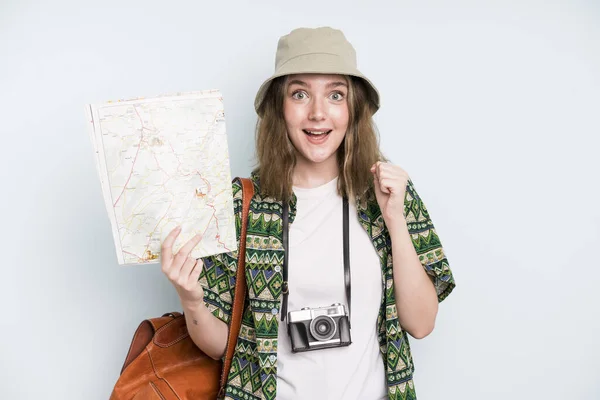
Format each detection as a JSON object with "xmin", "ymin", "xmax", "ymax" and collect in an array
[{"xmin": 287, "ymin": 303, "xmax": 351, "ymax": 352}]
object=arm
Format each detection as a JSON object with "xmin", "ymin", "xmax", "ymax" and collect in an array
[
  {"xmin": 371, "ymin": 162, "xmax": 452, "ymax": 339},
  {"xmin": 161, "ymin": 226, "xmax": 229, "ymax": 360},
  {"xmin": 180, "ymin": 292, "xmax": 228, "ymax": 360},
  {"xmin": 388, "ymin": 219, "xmax": 438, "ymax": 339}
]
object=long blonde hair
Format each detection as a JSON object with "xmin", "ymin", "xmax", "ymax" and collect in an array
[{"xmin": 254, "ymin": 75, "xmax": 386, "ymax": 202}]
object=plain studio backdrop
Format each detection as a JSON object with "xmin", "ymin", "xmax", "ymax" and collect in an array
[{"xmin": 1, "ymin": 0, "xmax": 598, "ymax": 399}]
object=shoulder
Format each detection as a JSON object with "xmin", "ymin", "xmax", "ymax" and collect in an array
[
  {"xmin": 405, "ymin": 178, "xmax": 421, "ymax": 201},
  {"xmin": 230, "ymin": 175, "xmax": 264, "ymax": 216},
  {"xmin": 231, "ymin": 178, "xmax": 244, "ymax": 201},
  {"xmin": 231, "ymin": 170, "xmax": 262, "ymax": 196}
]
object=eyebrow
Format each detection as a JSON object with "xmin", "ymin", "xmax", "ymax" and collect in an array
[
  {"xmin": 287, "ymin": 80, "xmax": 348, "ymax": 89},
  {"xmin": 327, "ymin": 81, "xmax": 348, "ymax": 89}
]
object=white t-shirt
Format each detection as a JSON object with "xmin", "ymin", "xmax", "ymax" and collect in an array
[{"xmin": 276, "ymin": 176, "xmax": 387, "ymax": 400}]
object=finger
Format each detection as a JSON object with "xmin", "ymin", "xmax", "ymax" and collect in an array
[
  {"xmin": 386, "ymin": 177, "xmax": 407, "ymax": 194},
  {"xmin": 377, "ymin": 163, "xmax": 407, "ymax": 178},
  {"xmin": 178, "ymin": 256, "xmax": 197, "ymax": 286},
  {"xmin": 377, "ymin": 171, "xmax": 405, "ymax": 186},
  {"xmin": 371, "ymin": 164, "xmax": 380, "ymax": 182},
  {"xmin": 379, "ymin": 163, "xmax": 394, "ymax": 177},
  {"xmin": 379, "ymin": 178, "xmax": 392, "ymax": 194},
  {"xmin": 184, "ymin": 259, "xmax": 204, "ymax": 292},
  {"xmin": 376, "ymin": 163, "xmax": 398, "ymax": 178},
  {"xmin": 161, "ymin": 226, "xmax": 182, "ymax": 260},
  {"xmin": 177, "ymin": 232, "xmax": 203, "ymax": 258},
  {"xmin": 373, "ymin": 161, "xmax": 382, "ymax": 188},
  {"xmin": 377, "ymin": 163, "xmax": 392, "ymax": 185},
  {"xmin": 190, "ymin": 258, "xmax": 203, "ymax": 281},
  {"xmin": 373, "ymin": 162, "xmax": 382, "ymax": 179},
  {"xmin": 378, "ymin": 167, "xmax": 409, "ymax": 186},
  {"xmin": 371, "ymin": 169, "xmax": 384, "ymax": 198}
]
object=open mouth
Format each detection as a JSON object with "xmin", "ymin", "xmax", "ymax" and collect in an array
[{"xmin": 303, "ymin": 129, "xmax": 332, "ymax": 137}]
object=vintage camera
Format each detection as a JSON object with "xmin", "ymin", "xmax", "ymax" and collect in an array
[{"xmin": 287, "ymin": 303, "xmax": 352, "ymax": 352}]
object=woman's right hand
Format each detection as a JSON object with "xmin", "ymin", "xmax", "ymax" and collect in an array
[
  {"xmin": 161, "ymin": 226, "xmax": 228, "ymax": 359},
  {"xmin": 161, "ymin": 226, "xmax": 205, "ymax": 306}
]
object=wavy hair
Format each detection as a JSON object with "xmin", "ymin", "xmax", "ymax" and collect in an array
[{"xmin": 254, "ymin": 75, "xmax": 386, "ymax": 202}]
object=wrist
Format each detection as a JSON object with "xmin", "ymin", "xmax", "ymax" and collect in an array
[
  {"xmin": 386, "ymin": 216, "xmax": 408, "ymax": 236},
  {"xmin": 180, "ymin": 298, "xmax": 208, "ymax": 314}
]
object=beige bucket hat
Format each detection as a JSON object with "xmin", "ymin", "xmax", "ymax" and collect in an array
[{"xmin": 254, "ymin": 27, "xmax": 380, "ymax": 116}]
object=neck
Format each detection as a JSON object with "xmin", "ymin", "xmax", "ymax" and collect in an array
[{"xmin": 292, "ymin": 157, "xmax": 339, "ymax": 189}]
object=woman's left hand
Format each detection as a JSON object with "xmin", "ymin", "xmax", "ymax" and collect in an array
[{"xmin": 370, "ymin": 162, "xmax": 410, "ymax": 227}]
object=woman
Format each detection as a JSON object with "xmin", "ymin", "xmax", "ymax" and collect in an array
[{"xmin": 161, "ymin": 27, "xmax": 455, "ymax": 400}]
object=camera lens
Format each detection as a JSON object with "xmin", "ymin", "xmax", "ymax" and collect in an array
[{"xmin": 309, "ymin": 315, "xmax": 337, "ymax": 341}]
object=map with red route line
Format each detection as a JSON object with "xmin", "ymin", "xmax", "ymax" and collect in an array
[{"xmin": 86, "ymin": 90, "xmax": 236, "ymax": 265}]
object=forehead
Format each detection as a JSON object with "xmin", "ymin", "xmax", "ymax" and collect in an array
[{"xmin": 285, "ymin": 73, "xmax": 348, "ymax": 86}]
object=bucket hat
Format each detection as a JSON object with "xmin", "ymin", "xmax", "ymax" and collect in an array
[{"xmin": 254, "ymin": 27, "xmax": 380, "ymax": 116}]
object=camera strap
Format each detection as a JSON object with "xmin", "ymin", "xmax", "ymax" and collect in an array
[{"xmin": 281, "ymin": 197, "xmax": 351, "ymax": 327}]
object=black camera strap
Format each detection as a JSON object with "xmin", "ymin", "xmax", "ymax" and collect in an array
[{"xmin": 281, "ymin": 197, "xmax": 351, "ymax": 327}]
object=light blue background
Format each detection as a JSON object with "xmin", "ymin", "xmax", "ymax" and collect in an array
[{"xmin": 1, "ymin": 1, "xmax": 599, "ymax": 399}]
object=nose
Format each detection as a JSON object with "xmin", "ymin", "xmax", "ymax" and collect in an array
[{"xmin": 308, "ymin": 97, "xmax": 326, "ymax": 121}]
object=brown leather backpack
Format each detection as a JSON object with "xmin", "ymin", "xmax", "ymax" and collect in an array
[{"xmin": 110, "ymin": 178, "xmax": 254, "ymax": 400}]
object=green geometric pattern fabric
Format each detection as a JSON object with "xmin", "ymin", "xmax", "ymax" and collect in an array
[{"xmin": 198, "ymin": 172, "xmax": 455, "ymax": 400}]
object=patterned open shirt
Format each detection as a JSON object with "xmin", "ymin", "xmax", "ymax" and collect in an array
[{"xmin": 199, "ymin": 172, "xmax": 456, "ymax": 400}]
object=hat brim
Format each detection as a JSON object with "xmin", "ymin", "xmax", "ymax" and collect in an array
[{"xmin": 254, "ymin": 53, "xmax": 380, "ymax": 117}]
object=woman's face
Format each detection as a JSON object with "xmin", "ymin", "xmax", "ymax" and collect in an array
[{"xmin": 283, "ymin": 74, "xmax": 350, "ymax": 169}]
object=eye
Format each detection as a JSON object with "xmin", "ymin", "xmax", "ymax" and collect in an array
[
  {"xmin": 291, "ymin": 90, "xmax": 308, "ymax": 100},
  {"xmin": 330, "ymin": 91, "xmax": 345, "ymax": 101}
]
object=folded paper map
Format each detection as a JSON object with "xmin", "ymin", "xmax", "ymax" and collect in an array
[{"xmin": 86, "ymin": 90, "xmax": 236, "ymax": 266}]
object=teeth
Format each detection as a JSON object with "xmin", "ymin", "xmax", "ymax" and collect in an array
[{"xmin": 305, "ymin": 130, "xmax": 329, "ymax": 135}]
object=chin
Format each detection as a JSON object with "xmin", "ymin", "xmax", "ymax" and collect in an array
[{"xmin": 300, "ymin": 152, "xmax": 336, "ymax": 165}]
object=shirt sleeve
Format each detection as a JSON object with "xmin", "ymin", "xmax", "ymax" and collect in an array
[
  {"xmin": 197, "ymin": 179, "xmax": 244, "ymax": 324},
  {"xmin": 404, "ymin": 179, "xmax": 456, "ymax": 302}
]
